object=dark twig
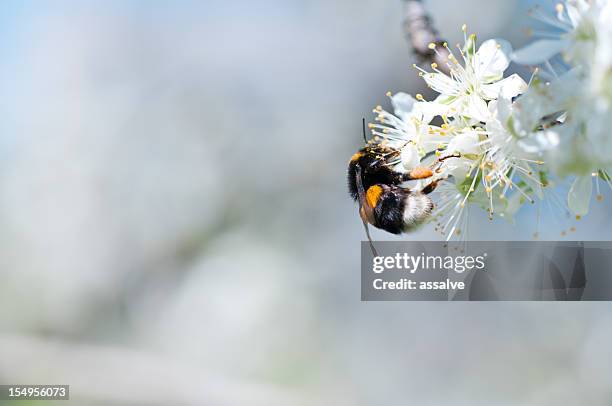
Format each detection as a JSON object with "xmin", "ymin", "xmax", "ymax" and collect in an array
[{"xmin": 402, "ymin": 0, "xmax": 450, "ymax": 74}]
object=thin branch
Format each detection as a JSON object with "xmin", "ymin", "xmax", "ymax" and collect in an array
[{"xmin": 402, "ymin": 0, "xmax": 450, "ymax": 74}]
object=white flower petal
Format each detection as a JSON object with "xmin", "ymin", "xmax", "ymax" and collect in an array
[
  {"xmin": 391, "ymin": 92, "xmax": 417, "ymax": 121},
  {"xmin": 445, "ymin": 158, "xmax": 472, "ymax": 180},
  {"xmin": 475, "ymin": 39, "xmax": 512, "ymax": 82},
  {"xmin": 512, "ymin": 39, "xmax": 569, "ymax": 65},
  {"xmin": 466, "ymin": 93, "xmax": 490, "ymax": 122},
  {"xmin": 400, "ymin": 143, "xmax": 420, "ymax": 170},
  {"xmin": 447, "ymin": 132, "xmax": 481, "ymax": 155},
  {"xmin": 419, "ymin": 130, "xmax": 450, "ymax": 154},
  {"xmin": 568, "ymin": 176, "xmax": 593, "ymax": 216},
  {"xmin": 423, "ymin": 73, "xmax": 460, "ymax": 96},
  {"xmin": 414, "ymin": 100, "xmax": 453, "ymax": 120},
  {"xmin": 481, "ymin": 74, "xmax": 528, "ymax": 100}
]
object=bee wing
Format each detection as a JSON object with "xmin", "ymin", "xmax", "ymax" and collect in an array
[{"xmin": 355, "ymin": 164, "xmax": 378, "ymax": 257}]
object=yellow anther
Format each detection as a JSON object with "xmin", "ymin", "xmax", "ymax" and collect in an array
[
  {"xmin": 386, "ymin": 91, "xmax": 392, "ymax": 97},
  {"xmin": 576, "ymin": 215, "xmax": 581, "ymax": 220},
  {"xmin": 428, "ymin": 43, "xmax": 436, "ymax": 50},
  {"xmin": 431, "ymin": 62, "xmax": 438, "ymax": 69},
  {"xmin": 556, "ymin": 3, "xmax": 564, "ymax": 13},
  {"xmin": 461, "ymin": 24, "xmax": 467, "ymax": 32},
  {"xmin": 415, "ymin": 93, "xmax": 424, "ymax": 101}
]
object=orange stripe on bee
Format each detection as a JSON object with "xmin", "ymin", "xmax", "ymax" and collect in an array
[
  {"xmin": 366, "ymin": 185, "xmax": 383, "ymax": 208},
  {"xmin": 350, "ymin": 152, "xmax": 363, "ymax": 162}
]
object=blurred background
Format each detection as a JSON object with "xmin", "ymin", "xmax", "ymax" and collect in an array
[{"xmin": 0, "ymin": 0, "xmax": 611, "ymax": 405}]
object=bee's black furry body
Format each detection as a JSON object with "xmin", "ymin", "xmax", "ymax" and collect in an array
[
  {"xmin": 347, "ymin": 144, "xmax": 435, "ymax": 235},
  {"xmin": 372, "ymin": 185, "xmax": 434, "ymax": 234},
  {"xmin": 347, "ymin": 145, "xmax": 403, "ymax": 202}
]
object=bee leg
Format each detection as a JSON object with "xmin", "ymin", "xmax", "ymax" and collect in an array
[
  {"xmin": 402, "ymin": 153, "xmax": 462, "ymax": 181},
  {"xmin": 432, "ymin": 153, "xmax": 461, "ymax": 173},
  {"xmin": 437, "ymin": 152, "xmax": 461, "ymax": 162},
  {"xmin": 401, "ymin": 167, "xmax": 434, "ymax": 181},
  {"xmin": 422, "ymin": 174, "xmax": 451, "ymax": 194},
  {"xmin": 421, "ymin": 180, "xmax": 439, "ymax": 195}
]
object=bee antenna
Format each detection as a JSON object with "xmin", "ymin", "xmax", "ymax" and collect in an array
[{"xmin": 362, "ymin": 118, "xmax": 367, "ymax": 143}]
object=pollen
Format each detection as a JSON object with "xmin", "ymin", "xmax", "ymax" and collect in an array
[
  {"xmin": 409, "ymin": 167, "xmax": 433, "ymax": 179},
  {"xmin": 428, "ymin": 43, "xmax": 436, "ymax": 50},
  {"xmin": 431, "ymin": 62, "xmax": 438, "ymax": 69},
  {"xmin": 416, "ymin": 93, "xmax": 424, "ymax": 101},
  {"xmin": 575, "ymin": 215, "xmax": 581, "ymax": 220}
]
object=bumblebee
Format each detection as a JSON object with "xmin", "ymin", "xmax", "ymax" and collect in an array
[
  {"xmin": 348, "ymin": 120, "xmax": 459, "ymax": 253},
  {"xmin": 348, "ymin": 144, "xmax": 438, "ymax": 236}
]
